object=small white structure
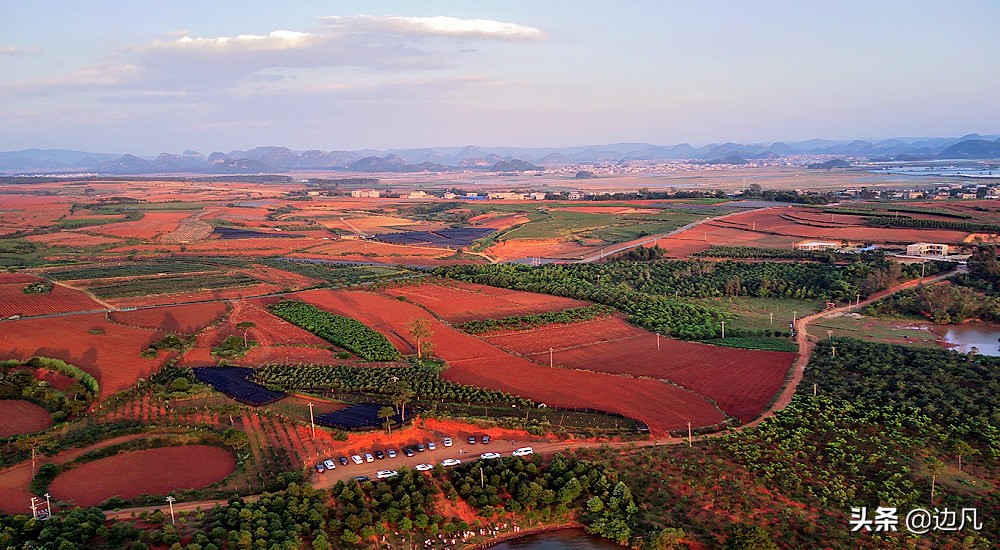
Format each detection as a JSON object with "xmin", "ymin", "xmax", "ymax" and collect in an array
[
  {"xmin": 906, "ymin": 243, "xmax": 949, "ymax": 257},
  {"xmin": 351, "ymin": 189, "xmax": 381, "ymax": 198},
  {"xmin": 405, "ymin": 190, "xmax": 429, "ymax": 199},
  {"xmin": 530, "ymin": 192, "xmax": 548, "ymax": 200},
  {"xmin": 794, "ymin": 240, "xmax": 841, "ymax": 251}
]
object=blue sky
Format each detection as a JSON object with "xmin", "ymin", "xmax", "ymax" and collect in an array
[{"xmin": 2, "ymin": 1, "xmax": 998, "ymax": 154}]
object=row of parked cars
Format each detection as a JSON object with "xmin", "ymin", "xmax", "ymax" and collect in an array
[
  {"xmin": 379, "ymin": 447, "xmax": 535, "ymax": 479},
  {"xmin": 315, "ymin": 436, "xmax": 504, "ymax": 474}
]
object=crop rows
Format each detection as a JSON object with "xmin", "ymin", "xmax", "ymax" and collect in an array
[
  {"xmin": 86, "ymin": 272, "xmax": 258, "ymax": 299},
  {"xmin": 455, "ymin": 304, "xmax": 614, "ymax": 334},
  {"xmin": 692, "ymin": 246, "xmax": 833, "ymax": 260},
  {"xmin": 268, "ymin": 300, "xmax": 400, "ymax": 361},
  {"xmin": 252, "ymin": 364, "xmax": 534, "ymax": 407},
  {"xmin": 865, "ymin": 216, "xmax": 1000, "ymax": 233}
]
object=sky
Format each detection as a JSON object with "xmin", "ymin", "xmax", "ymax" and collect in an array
[{"xmin": 2, "ymin": 0, "xmax": 998, "ymax": 154}]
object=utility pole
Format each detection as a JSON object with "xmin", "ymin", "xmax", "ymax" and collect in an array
[
  {"xmin": 721, "ymin": 321, "xmax": 725, "ymax": 339},
  {"xmin": 687, "ymin": 421, "xmax": 692, "ymax": 447},
  {"xmin": 480, "ymin": 467, "xmax": 485, "ymax": 489},
  {"xmin": 827, "ymin": 329, "xmax": 834, "ymax": 340},
  {"xmin": 831, "ymin": 346, "xmax": 836, "ymax": 357},
  {"xmin": 656, "ymin": 333, "xmax": 660, "ymax": 351},
  {"xmin": 44, "ymin": 493, "xmax": 51, "ymax": 518},
  {"xmin": 549, "ymin": 347, "xmax": 554, "ymax": 368},
  {"xmin": 166, "ymin": 496, "xmax": 176, "ymax": 525},
  {"xmin": 769, "ymin": 312, "xmax": 773, "ymax": 326},
  {"xmin": 792, "ymin": 310, "xmax": 797, "ymax": 324},
  {"xmin": 813, "ymin": 383, "xmax": 817, "ymax": 396},
  {"xmin": 307, "ymin": 402, "xmax": 316, "ymax": 438}
]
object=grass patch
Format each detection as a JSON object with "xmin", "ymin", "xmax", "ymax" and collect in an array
[{"xmin": 702, "ymin": 337, "xmax": 798, "ymax": 352}]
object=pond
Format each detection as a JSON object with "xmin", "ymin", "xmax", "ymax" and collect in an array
[
  {"xmin": 488, "ymin": 529, "xmax": 622, "ymax": 549},
  {"xmin": 938, "ymin": 324, "xmax": 1000, "ymax": 356}
]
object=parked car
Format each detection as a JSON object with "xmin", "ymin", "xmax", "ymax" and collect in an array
[
  {"xmin": 374, "ymin": 450, "xmax": 385, "ymax": 460},
  {"xmin": 414, "ymin": 463, "xmax": 433, "ymax": 471},
  {"xmin": 468, "ymin": 436, "xmax": 477, "ymax": 445},
  {"xmin": 315, "ymin": 463, "xmax": 325, "ymax": 473},
  {"xmin": 426, "ymin": 441, "xmax": 436, "ymax": 451},
  {"xmin": 480, "ymin": 452, "xmax": 501, "ymax": 460},
  {"xmin": 376, "ymin": 470, "xmax": 398, "ymax": 479},
  {"xmin": 442, "ymin": 438, "xmax": 453, "ymax": 447},
  {"xmin": 482, "ymin": 435, "xmax": 491, "ymax": 444},
  {"xmin": 338, "ymin": 456, "xmax": 349, "ymax": 466},
  {"xmin": 415, "ymin": 443, "xmax": 426, "ymax": 452},
  {"xmin": 364, "ymin": 453, "xmax": 374, "ymax": 463},
  {"xmin": 403, "ymin": 447, "xmax": 416, "ymax": 457},
  {"xmin": 512, "ymin": 447, "xmax": 534, "ymax": 457},
  {"xmin": 386, "ymin": 449, "xmax": 397, "ymax": 458},
  {"xmin": 440, "ymin": 458, "xmax": 462, "ymax": 467},
  {"xmin": 353, "ymin": 476, "xmax": 370, "ymax": 482},
  {"xmin": 351, "ymin": 455, "xmax": 364, "ymax": 465},
  {"xmin": 324, "ymin": 459, "xmax": 337, "ymax": 470}
]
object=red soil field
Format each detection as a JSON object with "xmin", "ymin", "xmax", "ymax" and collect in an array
[
  {"xmin": 178, "ymin": 299, "xmax": 331, "ymax": 367},
  {"xmin": 385, "ymin": 280, "xmax": 588, "ymax": 323},
  {"xmin": 26, "ymin": 231, "xmax": 124, "ymax": 247},
  {"xmin": 247, "ymin": 264, "xmax": 324, "ymax": 289},
  {"xmin": 103, "ymin": 236, "xmax": 323, "ymax": 256},
  {"xmin": 104, "ymin": 284, "xmax": 283, "ymax": 308},
  {"xmin": 109, "ymin": 302, "xmax": 230, "ymax": 333},
  {"xmin": 468, "ymin": 212, "xmax": 531, "ymax": 229},
  {"xmin": 485, "ymin": 238, "xmax": 590, "ymax": 261},
  {"xmin": 292, "ymin": 289, "xmax": 725, "ymax": 434},
  {"xmin": 0, "ymin": 313, "xmax": 169, "ymax": 397},
  {"xmin": 49, "ymin": 445, "xmax": 236, "ymax": 507},
  {"xmin": 0, "ymin": 282, "xmax": 103, "ymax": 318},
  {"xmin": 0, "ymin": 273, "xmax": 43, "ymax": 284},
  {"xmin": 485, "ymin": 316, "xmax": 795, "ymax": 422},
  {"xmin": 0, "ymin": 400, "xmax": 52, "ymax": 437},
  {"xmin": 85, "ymin": 211, "xmax": 192, "ymax": 240}
]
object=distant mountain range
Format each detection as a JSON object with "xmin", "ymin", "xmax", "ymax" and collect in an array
[{"xmin": 1, "ymin": 134, "xmax": 998, "ymax": 174}]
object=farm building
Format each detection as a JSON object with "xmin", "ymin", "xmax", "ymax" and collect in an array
[
  {"xmin": 906, "ymin": 242, "xmax": 949, "ymax": 257},
  {"xmin": 350, "ymin": 189, "xmax": 381, "ymax": 198}
]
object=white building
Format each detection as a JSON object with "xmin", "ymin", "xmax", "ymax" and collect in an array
[
  {"xmin": 906, "ymin": 243, "xmax": 949, "ymax": 257},
  {"xmin": 350, "ymin": 189, "xmax": 381, "ymax": 198}
]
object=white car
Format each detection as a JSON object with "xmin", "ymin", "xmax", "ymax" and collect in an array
[
  {"xmin": 414, "ymin": 463, "xmax": 434, "ymax": 471},
  {"xmin": 324, "ymin": 459, "xmax": 336, "ymax": 470},
  {"xmin": 442, "ymin": 438, "xmax": 453, "ymax": 447},
  {"xmin": 440, "ymin": 458, "xmax": 462, "ymax": 467},
  {"xmin": 376, "ymin": 470, "xmax": 398, "ymax": 479},
  {"xmin": 364, "ymin": 453, "xmax": 375, "ymax": 463},
  {"xmin": 511, "ymin": 447, "xmax": 534, "ymax": 457},
  {"xmin": 480, "ymin": 452, "xmax": 502, "ymax": 460},
  {"xmin": 351, "ymin": 455, "xmax": 364, "ymax": 465},
  {"xmin": 427, "ymin": 441, "xmax": 437, "ymax": 451},
  {"xmin": 386, "ymin": 449, "xmax": 397, "ymax": 458}
]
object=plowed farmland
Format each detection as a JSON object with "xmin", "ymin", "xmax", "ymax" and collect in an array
[
  {"xmin": 0, "ymin": 313, "xmax": 169, "ymax": 397},
  {"xmin": 654, "ymin": 207, "xmax": 971, "ymax": 258},
  {"xmin": 84, "ymin": 211, "xmax": 192, "ymax": 240},
  {"xmin": 109, "ymin": 302, "xmax": 230, "ymax": 333},
  {"xmin": 484, "ymin": 316, "xmax": 795, "ymax": 422},
  {"xmin": 0, "ymin": 400, "xmax": 52, "ymax": 437},
  {"xmin": 48, "ymin": 445, "xmax": 236, "ymax": 507},
  {"xmin": 292, "ymin": 289, "xmax": 726, "ymax": 434},
  {"xmin": 0, "ymin": 281, "xmax": 102, "ymax": 318},
  {"xmin": 385, "ymin": 280, "xmax": 588, "ymax": 323},
  {"xmin": 26, "ymin": 231, "xmax": 123, "ymax": 247}
]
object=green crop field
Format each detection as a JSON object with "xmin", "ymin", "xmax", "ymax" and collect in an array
[{"xmin": 86, "ymin": 272, "xmax": 258, "ymax": 298}]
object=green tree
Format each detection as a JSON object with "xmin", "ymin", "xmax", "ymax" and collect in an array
[
  {"xmin": 407, "ymin": 318, "xmax": 433, "ymax": 359},
  {"xmin": 378, "ymin": 406, "xmax": 395, "ymax": 435},
  {"xmin": 950, "ymin": 439, "xmax": 979, "ymax": 472},
  {"xmin": 723, "ymin": 524, "xmax": 777, "ymax": 550},
  {"xmin": 235, "ymin": 321, "xmax": 255, "ymax": 347},
  {"xmin": 925, "ymin": 456, "xmax": 946, "ymax": 504}
]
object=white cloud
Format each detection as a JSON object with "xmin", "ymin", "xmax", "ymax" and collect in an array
[
  {"xmin": 323, "ymin": 15, "xmax": 545, "ymax": 41},
  {"xmin": 165, "ymin": 30, "xmax": 314, "ymax": 51},
  {"xmin": 0, "ymin": 46, "xmax": 37, "ymax": 55}
]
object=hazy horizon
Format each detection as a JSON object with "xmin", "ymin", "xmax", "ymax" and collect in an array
[{"xmin": 3, "ymin": 1, "xmax": 998, "ymax": 154}]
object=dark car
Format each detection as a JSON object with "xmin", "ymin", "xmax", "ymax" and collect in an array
[
  {"xmin": 403, "ymin": 447, "xmax": 416, "ymax": 457},
  {"xmin": 374, "ymin": 450, "xmax": 385, "ymax": 460},
  {"xmin": 482, "ymin": 435, "xmax": 491, "ymax": 444},
  {"xmin": 416, "ymin": 443, "xmax": 426, "ymax": 452},
  {"xmin": 338, "ymin": 456, "xmax": 349, "ymax": 466},
  {"xmin": 468, "ymin": 436, "xmax": 477, "ymax": 445},
  {"xmin": 353, "ymin": 476, "xmax": 370, "ymax": 482}
]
